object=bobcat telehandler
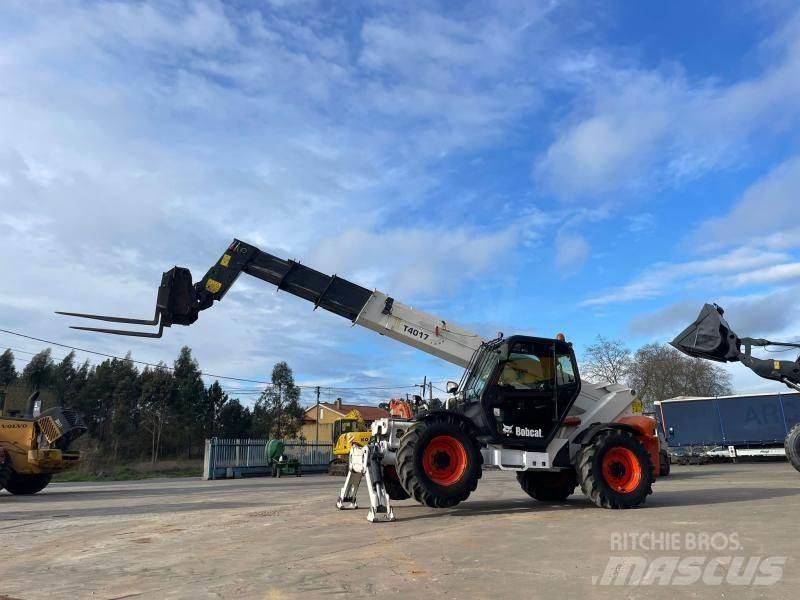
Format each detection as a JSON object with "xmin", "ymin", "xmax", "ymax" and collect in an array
[
  {"xmin": 671, "ymin": 303, "xmax": 800, "ymax": 473},
  {"xmin": 60, "ymin": 239, "xmax": 660, "ymax": 521},
  {"xmin": 0, "ymin": 390, "xmax": 87, "ymax": 494}
]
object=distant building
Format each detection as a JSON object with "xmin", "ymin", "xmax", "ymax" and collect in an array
[{"xmin": 301, "ymin": 398, "xmax": 388, "ymax": 443}]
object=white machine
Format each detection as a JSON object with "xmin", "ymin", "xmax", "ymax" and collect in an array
[{"xmin": 60, "ymin": 238, "xmax": 661, "ymax": 521}]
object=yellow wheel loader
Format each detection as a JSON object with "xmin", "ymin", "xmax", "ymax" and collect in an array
[
  {"xmin": 0, "ymin": 391, "xmax": 87, "ymax": 495},
  {"xmin": 328, "ymin": 410, "xmax": 371, "ymax": 476}
]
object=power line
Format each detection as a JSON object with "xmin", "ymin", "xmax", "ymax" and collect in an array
[{"xmin": 0, "ymin": 329, "xmax": 444, "ymax": 393}]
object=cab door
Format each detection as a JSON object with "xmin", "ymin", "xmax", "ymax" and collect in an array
[{"xmin": 484, "ymin": 338, "xmax": 581, "ymax": 450}]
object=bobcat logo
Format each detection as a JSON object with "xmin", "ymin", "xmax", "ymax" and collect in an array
[{"xmin": 502, "ymin": 424, "xmax": 514, "ymax": 435}]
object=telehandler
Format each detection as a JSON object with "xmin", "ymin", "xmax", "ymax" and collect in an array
[
  {"xmin": 60, "ymin": 239, "xmax": 660, "ymax": 521},
  {"xmin": 671, "ymin": 303, "xmax": 800, "ymax": 473},
  {"xmin": 0, "ymin": 390, "xmax": 86, "ymax": 494}
]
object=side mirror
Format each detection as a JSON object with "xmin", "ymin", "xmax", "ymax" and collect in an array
[{"xmin": 446, "ymin": 381, "xmax": 458, "ymax": 394}]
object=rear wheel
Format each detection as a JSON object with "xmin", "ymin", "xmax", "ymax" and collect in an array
[
  {"xmin": 327, "ymin": 458, "xmax": 348, "ymax": 476},
  {"xmin": 382, "ymin": 465, "xmax": 410, "ymax": 500},
  {"xmin": 4, "ymin": 472, "xmax": 52, "ymax": 495},
  {"xmin": 659, "ymin": 451, "xmax": 671, "ymax": 476},
  {"xmin": 785, "ymin": 423, "xmax": 800, "ymax": 473},
  {"xmin": 577, "ymin": 429, "xmax": 653, "ymax": 509},
  {"xmin": 517, "ymin": 470, "xmax": 576, "ymax": 502},
  {"xmin": 396, "ymin": 414, "xmax": 482, "ymax": 508}
]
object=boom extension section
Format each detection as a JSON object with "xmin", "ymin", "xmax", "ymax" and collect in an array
[
  {"xmin": 671, "ymin": 303, "xmax": 800, "ymax": 392},
  {"xmin": 58, "ymin": 239, "xmax": 481, "ymax": 367}
]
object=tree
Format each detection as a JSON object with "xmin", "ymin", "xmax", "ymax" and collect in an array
[
  {"xmin": 582, "ymin": 336, "xmax": 631, "ymax": 384},
  {"xmin": 173, "ymin": 347, "xmax": 206, "ymax": 457},
  {"xmin": 139, "ymin": 364, "xmax": 176, "ymax": 464},
  {"xmin": 108, "ymin": 354, "xmax": 141, "ymax": 460},
  {"xmin": 217, "ymin": 399, "xmax": 252, "ymax": 438},
  {"xmin": 0, "ymin": 349, "xmax": 17, "ymax": 387},
  {"xmin": 205, "ymin": 381, "xmax": 229, "ymax": 436},
  {"xmin": 52, "ymin": 351, "xmax": 89, "ymax": 409},
  {"xmin": 627, "ymin": 343, "xmax": 733, "ymax": 412},
  {"xmin": 253, "ymin": 361, "xmax": 303, "ymax": 439},
  {"xmin": 21, "ymin": 349, "xmax": 54, "ymax": 390}
]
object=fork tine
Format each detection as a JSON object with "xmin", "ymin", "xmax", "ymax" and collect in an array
[
  {"xmin": 55, "ymin": 308, "xmax": 159, "ymax": 326},
  {"xmin": 69, "ymin": 322, "xmax": 164, "ymax": 338}
]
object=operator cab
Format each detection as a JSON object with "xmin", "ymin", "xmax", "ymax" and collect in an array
[{"xmin": 459, "ymin": 336, "xmax": 581, "ymax": 449}]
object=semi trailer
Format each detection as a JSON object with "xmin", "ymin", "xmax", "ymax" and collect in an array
[{"xmin": 672, "ymin": 303, "xmax": 800, "ymax": 472}]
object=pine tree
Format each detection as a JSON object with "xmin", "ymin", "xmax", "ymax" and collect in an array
[
  {"xmin": 173, "ymin": 346, "xmax": 206, "ymax": 457},
  {"xmin": 218, "ymin": 399, "xmax": 252, "ymax": 438},
  {"xmin": 0, "ymin": 349, "xmax": 17, "ymax": 387},
  {"xmin": 21, "ymin": 349, "xmax": 55, "ymax": 390},
  {"xmin": 205, "ymin": 381, "xmax": 229, "ymax": 437},
  {"xmin": 109, "ymin": 354, "xmax": 140, "ymax": 460}
]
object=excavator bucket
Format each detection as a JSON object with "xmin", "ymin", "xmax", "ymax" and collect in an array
[
  {"xmin": 57, "ymin": 267, "xmax": 199, "ymax": 337},
  {"xmin": 670, "ymin": 303, "xmax": 740, "ymax": 363}
]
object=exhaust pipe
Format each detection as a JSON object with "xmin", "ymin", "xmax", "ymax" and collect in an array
[{"xmin": 26, "ymin": 391, "xmax": 40, "ymax": 418}]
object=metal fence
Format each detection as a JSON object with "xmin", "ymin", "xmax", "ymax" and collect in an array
[{"xmin": 203, "ymin": 438, "xmax": 334, "ymax": 480}]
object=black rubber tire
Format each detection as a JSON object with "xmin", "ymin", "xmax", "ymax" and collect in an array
[
  {"xmin": 3, "ymin": 472, "xmax": 52, "ymax": 495},
  {"xmin": 382, "ymin": 465, "xmax": 410, "ymax": 500},
  {"xmin": 659, "ymin": 451, "xmax": 671, "ymax": 476},
  {"xmin": 516, "ymin": 470, "xmax": 576, "ymax": 502},
  {"xmin": 0, "ymin": 451, "xmax": 11, "ymax": 492},
  {"xmin": 396, "ymin": 414, "xmax": 482, "ymax": 508},
  {"xmin": 577, "ymin": 429, "xmax": 654, "ymax": 509},
  {"xmin": 327, "ymin": 459, "xmax": 348, "ymax": 476},
  {"xmin": 785, "ymin": 423, "xmax": 800, "ymax": 473}
]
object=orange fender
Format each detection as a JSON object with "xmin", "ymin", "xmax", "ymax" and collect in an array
[{"xmin": 616, "ymin": 416, "xmax": 660, "ymax": 478}]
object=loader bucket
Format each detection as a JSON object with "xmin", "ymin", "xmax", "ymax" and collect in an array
[{"xmin": 670, "ymin": 303, "xmax": 740, "ymax": 363}]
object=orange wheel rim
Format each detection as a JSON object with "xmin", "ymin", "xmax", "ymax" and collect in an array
[
  {"xmin": 601, "ymin": 447, "xmax": 642, "ymax": 493},
  {"xmin": 422, "ymin": 435, "xmax": 467, "ymax": 486}
]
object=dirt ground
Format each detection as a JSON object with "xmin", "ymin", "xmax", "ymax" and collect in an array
[{"xmin": 1, "ymin": 462, "xmax": 798, "ymax": 599}]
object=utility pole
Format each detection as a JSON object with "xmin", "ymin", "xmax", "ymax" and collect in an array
[
  {"xmin": 315, "ymin": 385, "xmax": 320, "ymax": 444},
  {"xmin": 276, "ymin": 383, "xmax": 283, "ymax": 440}
]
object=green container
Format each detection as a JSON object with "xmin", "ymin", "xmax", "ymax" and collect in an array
[{"xmin": 266, "ymin": 439, "xmax": 285, "ymax": 462}]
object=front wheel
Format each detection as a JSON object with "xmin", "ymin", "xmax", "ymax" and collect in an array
[
  {"xmin": 3, "ymin": 472, "xmax": 52, "ymax": 495},
  {"xmin": 396, "ymin": 414, "xmax": 482, "ymax": 508},
  {"xmin": 577, "ymin": 429, "xmax": 654, "ymax": 509},
  {"xmin": 785, "ymin": 423, "xmax": 800, "ymax": 473},
  {"xmin": 0, "ymin": 450, "xmax": 11, "ymax": 491}
]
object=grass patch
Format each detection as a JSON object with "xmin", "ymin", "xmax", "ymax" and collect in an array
[{"xmin": 53, "ymin": 460, "xmax": 203, "ymax": 482}]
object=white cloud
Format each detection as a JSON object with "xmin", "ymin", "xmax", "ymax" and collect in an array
[
  {"xmin": 725, "ymin": 263, "xmax": 800, "ymax": 287},
  {"xmin": 308, "ymin": 227, "xmax": 515, "ymax": 298},
  {"xmin": 693, "ymin": 156, "xmax": 800, "ymax": 249},
  {"xmin": 629, "ymin": 287, "xmax": 800, "ymax": 340},
  {"xmin": 582, "ymin": 247, "xmax": 790, "ymax": 306},
  {"xmin": 535, "ymin": 11, "xmax": 800, "ymax": 199},
  {"xmin": 554, "ymin": 230, "xmax": 590, "ymax": 270},
  {"xmin": 0, "ymin": 1, "xmax": 562, "ymax": 400}
]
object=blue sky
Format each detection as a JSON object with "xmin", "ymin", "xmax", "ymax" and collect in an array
[{"xmin": 1, "ymin": 0, "xmax": 799, "ymax": 405}]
